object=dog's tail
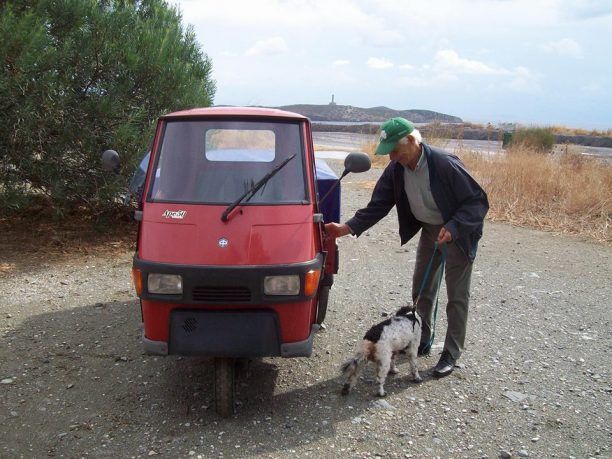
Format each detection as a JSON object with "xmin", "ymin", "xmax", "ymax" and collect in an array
[
  {"xmin": 340, "ymin": 351, "xmax": 367, "ymax": 375},
  {"xmin": 340, "ymin": 343, "xmax": 371, "ymax": 395}
]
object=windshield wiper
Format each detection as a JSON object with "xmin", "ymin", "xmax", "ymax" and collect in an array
[{"xmin": 221, "ymin": 153, "xmax": 297, "ymax": 222}]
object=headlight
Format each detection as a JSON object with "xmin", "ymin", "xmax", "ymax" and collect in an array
[
  {"xmin": 148, "ymin": 273, "xmax": 183, "ymax": 294},
  {"xmin": 264, "ymin": 275, "xmax": 300, "ymax": 295}
]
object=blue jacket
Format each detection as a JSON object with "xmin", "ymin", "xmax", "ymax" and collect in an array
[{"xmin": 346, "ymin": 143, "xmax": 489, "ymax": 261}]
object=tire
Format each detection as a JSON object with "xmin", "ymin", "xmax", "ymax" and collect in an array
[
  {"xmin": 316, "ymin": 286, "xmax": 330, "ymax": 325},
  {"xmin": 214, "ymin": 358, "xmax": 235, "ymax": 417}
]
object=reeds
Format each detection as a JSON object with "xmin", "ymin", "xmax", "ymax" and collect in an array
[
  {"xmin": 360, "ymin": 139, "xmax": 611, "ymax": 243},
  {"xmin": 460, "ymin": 146, "xmax": 611, "ymax": 242},
  {"xmin": 548, "ymin": 125, "xmax": 612, "ymax": 137}
]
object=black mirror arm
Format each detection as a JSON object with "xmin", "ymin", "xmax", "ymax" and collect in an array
[{"xmin": 318, "ymin": 170, "xmax": 348, "ymax": 205}]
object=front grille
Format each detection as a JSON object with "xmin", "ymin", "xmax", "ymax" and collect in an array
[{"xmin": 192, "ymin": 286, "xmax": 252, "ymax": 303}]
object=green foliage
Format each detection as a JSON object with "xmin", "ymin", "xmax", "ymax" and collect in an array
[
  {"xmin": 507, "ymin": 127, "xmax": 555, "ymax": 152},
  {"xmin": 0, "ymin": 0, "xmax": 215, "ymax": 217}
]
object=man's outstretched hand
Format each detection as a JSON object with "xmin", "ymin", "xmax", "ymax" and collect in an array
[{"xmin": 324, "ymin": 222, "xmax": 352, "ymax": 238}]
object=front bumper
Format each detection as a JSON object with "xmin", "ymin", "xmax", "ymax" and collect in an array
[
  {"xmin": 133, "ymin": 253, "xmax": 324, "ymax": 305},
  {"xmin": 143, "ymin": 313, "xmax": 320, "ymax": 358}
]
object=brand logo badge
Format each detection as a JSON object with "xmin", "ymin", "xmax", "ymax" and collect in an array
[
  {"xmin": 218, "ymin": 238, "xmax": 229, "ymax": 248},
  {"xmin": 162, "ymin": 210, "xmax": 187, "ymax": 219}
]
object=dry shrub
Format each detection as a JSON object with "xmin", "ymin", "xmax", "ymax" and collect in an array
[
  {"xmin": 459, "ymin": 146, "xmax": 611, "ymax": 242},
  {"xmin": 508, "ymin": 127, "xmax": 555, "ymax": 152},
  {"xmin": 548, "ymin": 125, "xmax": 612, "ymax": 137},
  {"xmin": 422, "ymin": 121, "xmax": 454, "ymax": 146},
  {"xmin": 362, "ymin": 139, "xmax": 390, "ymax": 168}
]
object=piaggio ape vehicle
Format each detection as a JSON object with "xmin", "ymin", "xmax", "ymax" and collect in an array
[{"xmin": 102, "ymin": 107, "xmax": 371, "ymax": 416}]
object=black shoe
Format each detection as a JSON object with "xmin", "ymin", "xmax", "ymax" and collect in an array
[
  {"xmin": 417, "ymin": 342, "xmax": 431, "ymax": 357},
  {"xmin": 433, "ymin": 352, "xmax": 456, "ymax": 378}
]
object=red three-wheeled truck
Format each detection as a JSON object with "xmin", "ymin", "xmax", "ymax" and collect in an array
[{"xmin": 102, "ymin": 107, "xmax": 370, "ymax": 416}]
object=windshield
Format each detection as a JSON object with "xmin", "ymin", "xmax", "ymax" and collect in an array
[{"xmin": 149, "ymin": 120, "xmax": 307, "ymax": 204}]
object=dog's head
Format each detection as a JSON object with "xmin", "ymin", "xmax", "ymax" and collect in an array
[
  {"xmin": 395, "ymin": 305, "xmax": 420, "ymax": 329},
  {"xmin": 395, "ymin": 305, "xmax": 416, "ymax": 317}
]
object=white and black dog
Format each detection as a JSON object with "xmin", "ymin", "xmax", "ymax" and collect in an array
[{"xmin": 341, "ymin": 306, "xmax": 422, "ymax": 397}]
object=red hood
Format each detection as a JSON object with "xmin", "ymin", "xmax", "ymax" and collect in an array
[{"xmin": 139, "ymin": 202, "xmax": 317, "ymax": 266}]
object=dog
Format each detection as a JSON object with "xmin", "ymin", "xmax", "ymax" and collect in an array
[{"xmin": 341, "ymin": 306, "xmax": 422, "ymax": 397}]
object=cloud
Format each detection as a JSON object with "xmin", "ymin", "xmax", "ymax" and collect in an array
[
  {"xmin": 366, "ymin": 30, "xmax": 405, "ymax": 48},
  {"xmin": 541, "ymin": 38, "xmax": 583, "ymax": 58},
  {"xmin": 333, "ymin": 59, "xmax": 350, "ymax": 66},
  {"xmin": 178, "ymin": 0, "xmax": 373, "ymax": 28},
  {"xmin": 580, "ymin": 82, "xmax": 602, "ymax": 93},
  {"xmin": 245, "ymin": 37, "xmax": 288, "ymax": 57},
  {"xmin": 434, "ymin": 49, "xmax": 503, "ymax": 75},
  {"xmin": 398, "ymin": 64, "xmax": 415, "ymax": 70},
  {"xmin": 559, "ymin": 0, "xmax": 612, "ymax": 19},
  {"xmin": 367, "ymin": 57, "xmax": 394, "ymax": 69},
  {"xmin": 506, "ymin": 66, "xmax": 540, "ymax": 92},
  {"xmin": 396, "ymin": 49, "xmax": 540, "ymax": 92},
  {"xmin": 434, "ymin": 49, "xmax": 538, "ymax": 82}
]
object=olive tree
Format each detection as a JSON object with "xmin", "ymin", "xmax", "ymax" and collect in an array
[{"xmin": 0, "ymin": 0, "xmax": 215, "ymax": 217}]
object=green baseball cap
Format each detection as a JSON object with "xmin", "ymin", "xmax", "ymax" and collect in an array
[{"xmin": 375, "ymin": 117, "xmax": 415, "ymax": 155}]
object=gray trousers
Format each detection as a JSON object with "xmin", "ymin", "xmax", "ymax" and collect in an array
[{"xmin": 413, "ymin": 223, "xmax": 473, "ymax": 362}]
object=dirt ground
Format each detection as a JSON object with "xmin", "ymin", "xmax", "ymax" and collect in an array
[{"xmin": 1, "ymin": 164, "xmax": 610, "ymax": 458}]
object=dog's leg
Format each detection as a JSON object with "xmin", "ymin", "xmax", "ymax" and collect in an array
[
  {"xmin": 375, "ymin": 350, "xmax": 392, "ymax": 397},
  {"xmin": 389, "ymin": 352, "xmax": 399, "ymax": 375},
  {"xmin": 407, "ymin": 342, "xmax": 422, "ymax": 383}
]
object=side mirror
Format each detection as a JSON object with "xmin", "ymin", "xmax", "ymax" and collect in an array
[
  {"xmin": 101, "ymin": 149, "xmax": 121, "ymax": 173},
  {"xmin": 341, "ymin": 152, "xmax": 371, "ymax": 177},
  {"xmin": 318, "ymin": 152, "xmax": 372, "ymax": 205}
]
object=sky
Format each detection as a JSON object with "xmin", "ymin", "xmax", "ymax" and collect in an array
[{"xmin": 170, "ymin": 0, "xmax": 612, "ymax": 129}]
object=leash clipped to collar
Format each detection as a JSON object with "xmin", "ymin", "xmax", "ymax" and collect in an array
[{"xmin": 415, "ymin": 241, "xmax": 448, "ymax": 353}]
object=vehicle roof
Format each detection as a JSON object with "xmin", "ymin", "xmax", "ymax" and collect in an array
[{"xmin": 161, "ymin": 106, "xmax": 308, "ymax": 121}]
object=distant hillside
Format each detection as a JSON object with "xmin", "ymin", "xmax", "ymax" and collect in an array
[{"xmin": 277, "ymin": 104, "xmax": 462, "ymax": 123}]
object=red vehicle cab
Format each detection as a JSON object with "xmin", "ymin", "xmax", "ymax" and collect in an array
[
  {"xmin": 102, "ymin": 107, "xmax": 370, "ymax": 415},
  {"xmin": 133, "ymin": 106, "xmax": 328, "ymax": 358}
]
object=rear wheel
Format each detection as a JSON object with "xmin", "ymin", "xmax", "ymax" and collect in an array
[
  {"xmin": 214, "ymin": 358, "xmax": 235, "ymax": 417},
  {"xmin": 316, "ymin": 286, "xmax": 330, "ymax": 324}
]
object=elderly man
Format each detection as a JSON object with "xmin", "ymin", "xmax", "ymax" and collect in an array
[{"xmin": 325, "ymin": 117, "xmax": 489, "ymax": 377}]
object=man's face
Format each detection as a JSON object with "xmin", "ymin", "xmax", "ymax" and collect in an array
[{"xmin": 389, "ymin": 136, "xmax": 419, "ymax": 166}]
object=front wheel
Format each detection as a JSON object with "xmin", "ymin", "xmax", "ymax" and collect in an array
[{"xmin": 214, "ymin": 358, "xmax": 235, "ymax": 417}]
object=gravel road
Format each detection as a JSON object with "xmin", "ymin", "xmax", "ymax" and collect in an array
[{"xmin": 1, "ymin": 161, "xmax": 610, "ymax": 459}]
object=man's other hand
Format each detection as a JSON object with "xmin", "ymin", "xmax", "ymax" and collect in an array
[{"xmin": 437, "ymin": 227, "xmax": 453, "ymax": 245}]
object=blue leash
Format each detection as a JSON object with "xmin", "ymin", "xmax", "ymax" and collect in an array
[{"xmin": 416, "ymin": 241, "xmax": 448, "ymax": 352}]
